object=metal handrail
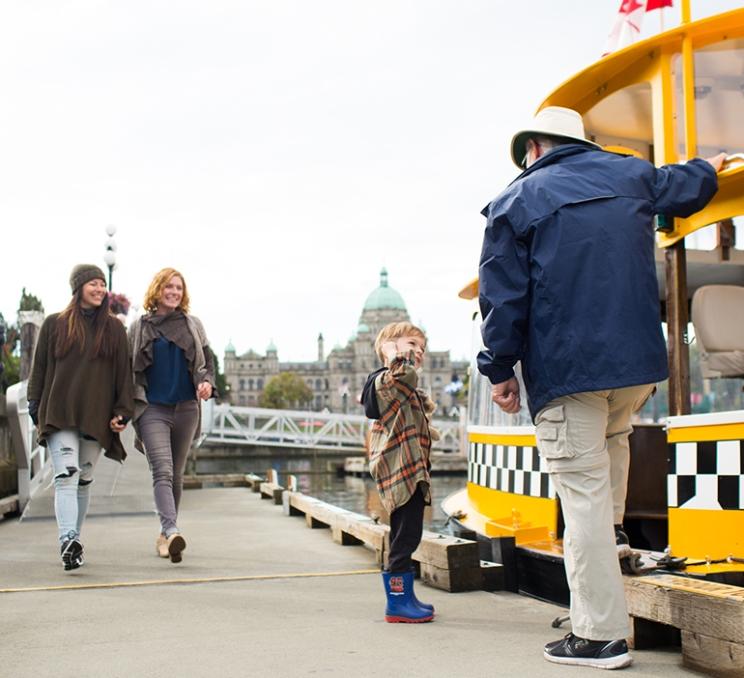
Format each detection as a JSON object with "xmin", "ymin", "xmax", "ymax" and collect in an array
[
  {"xmin": 200, "ymin": 401, "xmax": 464, "ymax": 453},
  {"xmin": 6, "ymin": 380, "xmax": 49, "ymax": 512}
]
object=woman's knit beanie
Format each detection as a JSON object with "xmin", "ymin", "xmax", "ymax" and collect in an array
[{"xmin": 69, "ymin": 264, "xmax": 107, "ymax": 293}]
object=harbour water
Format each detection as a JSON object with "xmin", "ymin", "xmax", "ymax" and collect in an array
[{"xmin": 194, "ymin": 452, "xmax": 465, "ymax": 533}]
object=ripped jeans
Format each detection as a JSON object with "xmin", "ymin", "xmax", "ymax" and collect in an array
[{"xmin": 48, "ymin": 430, "xmax": 103, "ymax": 544}]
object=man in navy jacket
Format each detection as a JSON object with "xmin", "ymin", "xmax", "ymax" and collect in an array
[{"xmin": 478, "ymin": 106, "xmax": 725, "ymax": 670}]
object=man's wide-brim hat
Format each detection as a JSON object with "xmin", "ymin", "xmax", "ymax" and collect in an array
[{"xmin": 510, "ymin": 106, "xmax": 602, "ymax": 169}]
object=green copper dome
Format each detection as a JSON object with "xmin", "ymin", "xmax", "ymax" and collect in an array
[
  {"xmin": 363, "ymin": 268, "xmax": 406, "ymax": 311},
  {"xmin": 225, "ymin": 339, "xmax": 236, "ymax": 353}
]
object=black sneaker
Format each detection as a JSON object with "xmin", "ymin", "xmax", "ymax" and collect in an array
[
  {"xmin": 60, "ymin": 539, "xmax": 84, "ymax": 571},
  {"xmin": 544, "ymin": 633, "xmax": 632, "ymax": 669},
  {"xmin": 615, "ymin": 524, "xmax": 632, "ymax": 558}
]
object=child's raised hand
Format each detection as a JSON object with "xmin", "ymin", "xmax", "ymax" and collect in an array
[
  {"xmin": 381, "ymin": 341, "xmax": 399, "ymax": 364},
  {"xmin": 395, "ymin": 337, "xmax": 424, "ymax": 368}
]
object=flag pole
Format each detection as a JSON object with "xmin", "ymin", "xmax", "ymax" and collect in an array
[
  {"xmin": 681, "ymin": 0, "xmax": 691, "ymax": 24},
  {"xmin": 667, "ymin": 0, "xmax": 695, "ymax": 417},
  {"xmin": 681, "ymin": 0, "xmax": 696, "ymax": 157}
]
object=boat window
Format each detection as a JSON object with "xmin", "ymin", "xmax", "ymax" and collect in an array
[
  {"xmin": 686, "ymin": 216, "xmax": 744, "ymax": 251},
  {"xmin": 674, "ymin": 38, "xmax": 744, "ymax": 158},
  {"xmin": 583, "ymin": 82, "xmax": 653, "ymax": 161},
  {"xmin": 467, "ymin": 312, "xmax": 532, "ymax": 427},
  {"xmin": 636, "ymin": 317, "xmax": 744, "ymax": 423}
]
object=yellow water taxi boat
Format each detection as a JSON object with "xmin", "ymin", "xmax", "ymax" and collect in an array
[{"xmin": 444, "ymin": 4, "xmax": 744, "ymax": 603}]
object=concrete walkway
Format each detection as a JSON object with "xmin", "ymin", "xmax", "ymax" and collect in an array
[{"xmin": 0, "ymin": 485, "xmax": 704, "ymax": 678}]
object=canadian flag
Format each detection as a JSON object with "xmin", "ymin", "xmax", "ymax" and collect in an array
[{"xmin": 603, "ymin": 0, "xmax": 674, "ymax": 55}]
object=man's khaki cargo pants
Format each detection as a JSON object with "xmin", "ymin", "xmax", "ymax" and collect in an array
[{"xmin": 535, "ymin": 383, "xmax": 655, "ymax": 641}]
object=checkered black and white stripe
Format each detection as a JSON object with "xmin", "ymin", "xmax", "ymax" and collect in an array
[
  {"xmin": 468, "ymin": 441, "xmax": 555, "ymax": 499},
  {"xmin": 668, "ymin": 440, "xmax": 744, "ymax": 510}
]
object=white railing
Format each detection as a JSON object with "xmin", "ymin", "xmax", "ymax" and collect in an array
[
  {"xmin": 200, "ymin": 401, "xmax": 464, "ymax": 454},
  {"xmin": 6, "ymin": 380, "xmax": 49, "ymax": 512}
]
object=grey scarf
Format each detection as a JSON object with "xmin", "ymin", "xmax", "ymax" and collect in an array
[{"xmin": 132, "ymin": 310, "xmax": 197, "ymax": 376}]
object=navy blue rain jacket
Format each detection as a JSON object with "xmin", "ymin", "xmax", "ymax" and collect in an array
[{"xmin": 477, "ymin": 144, "xmax": 718, "ymax": 420}]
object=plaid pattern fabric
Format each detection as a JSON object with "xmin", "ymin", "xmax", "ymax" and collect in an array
[{"xmin": 367, "ymin": 354, "xmax": 432, "ymax": 514}]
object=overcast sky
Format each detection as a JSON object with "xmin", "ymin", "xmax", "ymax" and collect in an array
[{"xmin": 1, "ymin": 1, "xmax": 739, "ymax": 364}]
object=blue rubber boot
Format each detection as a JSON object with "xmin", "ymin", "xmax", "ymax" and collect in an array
[
  {"xmin": 382, "ymin": 571, "xmax": 434, "ymax": 623},
  {"xmin": 409, "ymin": 567, "xmax": 435, "ymax": 614}
]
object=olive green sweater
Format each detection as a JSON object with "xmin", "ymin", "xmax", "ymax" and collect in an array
[{"xmin": 27, "ymin": 312, "xmax": 135, "ymax": 462}]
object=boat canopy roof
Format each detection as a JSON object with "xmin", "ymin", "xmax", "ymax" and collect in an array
[
  {"xmin": 460, "ymin": 247, "xmax": 744, "ymax": 304},
  {"xmin": 461, "ymin": 9, "xmax": 744, "ymax": 300},
  {"xmin": 539, "ymin": 8, "xmax": 744, "ymax": 246}
]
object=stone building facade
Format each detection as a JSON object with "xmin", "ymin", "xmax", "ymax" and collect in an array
[{"xmin": 224, "ymin": 269, "xmax": 467, "ymax": 414}]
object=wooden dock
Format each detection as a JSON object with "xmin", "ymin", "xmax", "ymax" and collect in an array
[
  {"xmin": 279, "ymin": 484, "xmax": 499, "ymax": 591},
  {"xmin": 626, "ymin": 573, "xmax": 744, "ymax": 676},
  {"xmin": 0, "ymin": 459, "xmax": 714, "ymax": 677}
]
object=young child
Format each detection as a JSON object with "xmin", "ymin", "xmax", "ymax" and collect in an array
[{"xmin": 362, "ymin": 321, "xmax": 440, "ymax": 623}]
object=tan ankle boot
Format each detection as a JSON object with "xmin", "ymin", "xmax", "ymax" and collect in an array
[
  {"xmin": 156, "ymin": 534, "xmax": 169, "ymax": 558},
  {"xmin": 166, "ymin": 533, "xmax": 186, "ymax": 563}
]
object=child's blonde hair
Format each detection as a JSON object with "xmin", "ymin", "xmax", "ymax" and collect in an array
[{"xmin": 374, "ymin": 322, "xmax": 427, "ymax": 362}]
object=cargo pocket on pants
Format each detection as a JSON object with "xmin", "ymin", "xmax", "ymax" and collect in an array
[{"xmin": 535, "ymin": 404, "xmax": 572, "ymax": 460}]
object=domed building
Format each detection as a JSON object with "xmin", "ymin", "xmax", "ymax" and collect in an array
[
  {"xmin": 224, "ymin": 269, "xmax": 467, "ymax": 414},
  {"xmin": 359, "ymin": 268, "xmax": 408, "ymax": 333}
]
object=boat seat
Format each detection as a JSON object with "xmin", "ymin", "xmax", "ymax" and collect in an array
[{"xmin": 691, "ymin": 285, "xmax": 744, "ymax": 379}]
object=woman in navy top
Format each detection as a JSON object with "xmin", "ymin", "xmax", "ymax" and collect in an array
[{"xmin": 129, "ymin": 268, "xmax": 216, "ymax": 563}]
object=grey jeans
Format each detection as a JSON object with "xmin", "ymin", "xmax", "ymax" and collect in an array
[{"xmin": 139, "ymin": 400, "xmax": 199, "ymax": 537}]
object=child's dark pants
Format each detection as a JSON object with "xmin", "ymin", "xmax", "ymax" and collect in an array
[{"xmin": 387, "ymin": 483, "xmax": 426, "ymax": 572}]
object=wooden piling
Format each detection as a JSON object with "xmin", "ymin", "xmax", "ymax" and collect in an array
[
  {"xmin": 282, "ymin": 490, "xmax": 497, "ymax": 591},
  {"xmin": 245, "ymin": 473, "xmax": 264, "ymax": 493},
  {"xmin": 259, "ymin": 469, "xmax": 284, "ymax": 504},
  {"xmin": 625, "ymin": 574, "xmax": 744, "ymax": 675}
]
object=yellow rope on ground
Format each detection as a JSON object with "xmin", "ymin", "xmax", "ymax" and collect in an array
[{"xmin": 0, "ymin": 568, "xmax": 379, "ymax": 594}]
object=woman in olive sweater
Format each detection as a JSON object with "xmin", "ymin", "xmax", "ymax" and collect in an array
[{"xmin": 27, "ymin": 264, "xmax": 134, "ymax": 571}]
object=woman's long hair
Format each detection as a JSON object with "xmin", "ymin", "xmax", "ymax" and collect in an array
[{"xmin": 54, "ymin": 289, "xmax": 117, "ymax": 359}]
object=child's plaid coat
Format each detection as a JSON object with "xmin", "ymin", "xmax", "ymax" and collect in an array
[{"xmin": 365, "ymin": 353, "xmax": 436, "ymax": 514}]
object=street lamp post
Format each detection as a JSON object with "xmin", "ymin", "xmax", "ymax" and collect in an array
[{"xmin": 103, "ymin": 225, "xmax": 117, "ymax": 291}]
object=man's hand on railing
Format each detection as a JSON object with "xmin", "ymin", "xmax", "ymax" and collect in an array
[
  {"xmin": 705, "ymin": 152, "xmax": 728, "ymax": 172},
  {"xmin": 705, "ymin": 152, "xmax": 744, "ymax": 173},
  {"xmin": 721, "ymin": 153, "xmax": 744, "ymax": 172}
]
